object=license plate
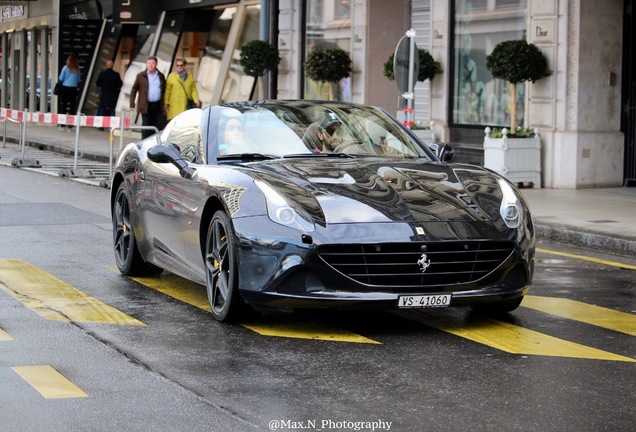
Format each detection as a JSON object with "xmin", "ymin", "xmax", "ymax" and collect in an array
[{"xmin": 398, "ymin": 294, "xmax": 451, "ymax": 309}]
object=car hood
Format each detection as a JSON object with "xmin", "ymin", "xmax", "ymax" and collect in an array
[{"xmin": 245, "ymin": 158, "xmax": 505, "ymax": 225}]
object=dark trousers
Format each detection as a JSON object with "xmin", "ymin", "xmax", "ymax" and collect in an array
[
  {"xmin": 58, "ymin": 86, "xmax": 78, "ymax": 117},
  {"xmin": 97, "ymin": 104, "xmax": 113, "ymax": 117},
  {"xmin": 141, "ymin": 101, "xmax": 163, "ymax": 139}
]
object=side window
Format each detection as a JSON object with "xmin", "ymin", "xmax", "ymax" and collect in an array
[{"xmin": 160, "ymin": 109, "xmax": 205, "ymax": 163}]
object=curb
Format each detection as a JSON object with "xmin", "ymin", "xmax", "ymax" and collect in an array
[
  {"xmin": 4, "ymin": 136, "xmax": 112, "ymax": 164},
  {"xmin": 535, "ymin": 224, "xmax": 636, "ymax": 256}
]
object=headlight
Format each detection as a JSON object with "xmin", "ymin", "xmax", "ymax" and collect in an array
[
  {"xmin": 254, "ymin": 179, "xmax": 315, "ymax": 232},
  {"xmin": 497, "ymin": 178, "xmax": 524, "ymax": 228}
]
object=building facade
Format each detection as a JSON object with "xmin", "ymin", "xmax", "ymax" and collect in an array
[{"xmin": 0, "ymin": 0, "xmax": 633, "ymax": 189}]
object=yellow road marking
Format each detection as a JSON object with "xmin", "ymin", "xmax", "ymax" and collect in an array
[
  {"xmin": 0, "ymin": 259, "xmax": 145, "ymax": 325},
  {"xmin": 127, "ymin": 273, "xmax": 212, "ymax": 311},
  {"xmin": 123, "ymin": 270, "xmax": 380, "ymax": 344},
  {"xmin": 242, "ymin": 316, "xmax": 382, "ymax": 344},
  {"xmin": 0, "ymin": 327, "xmax": 14, "ymax": 341},
  {"xmin": 12, "ymin": 365, "xmax": 89, "ymax": 399},
  {"xmin": 537, "ymin": 248, "xmax": 636, "ymax": 270},
  {"xmin": 423, "ymin": 312, "xmax": 635, "ymax": 362},
  {"xmin": 119, "ymin": 268, "xmax": 635, "ymax": 352},
  {"xmin": 523, "ymin": 296, "xmax": 636, "ymax": 336}
]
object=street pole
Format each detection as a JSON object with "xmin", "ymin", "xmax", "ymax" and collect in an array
[{"xmin": 404, "ymin": 29, "xmax": 416, "ymax": 129}]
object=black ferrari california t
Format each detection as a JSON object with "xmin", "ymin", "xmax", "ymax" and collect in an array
[{"xmin": 111, "ymin": 101, "xmax": 535, "ymax": 322}]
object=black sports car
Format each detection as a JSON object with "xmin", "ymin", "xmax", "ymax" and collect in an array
[{"xmin": 111, "ymin": 101, "xmax": 535, "ymax": 322}]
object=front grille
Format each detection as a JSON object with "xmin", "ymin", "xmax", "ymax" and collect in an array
[{"xmin": 317, "ymin": 241, "xmax": 514, "ymax": 287}]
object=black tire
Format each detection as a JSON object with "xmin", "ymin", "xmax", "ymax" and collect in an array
[
  {"xmin": 470, "ymin": 296, "xmax": 524, "ymax": 314},
  {"xmin": 112, "ymin": 183, "xmax": 163, "ymax": 276},
  {"xmin": 204, "ymin": 210, "xmax": 252, "ymax": 322}
]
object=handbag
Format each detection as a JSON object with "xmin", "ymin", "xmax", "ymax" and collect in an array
[
  {"xmin": 178, "ymin": 79, "xmax": 196, "ymax": 110},
  {"xmin": 53, "ymin": 82, "xmax": 62, "ymax": 96}
]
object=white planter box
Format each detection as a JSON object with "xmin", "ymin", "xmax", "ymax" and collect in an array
[
  {"xmin": 484, "ymin": 134, "xmax": 542, "ymax": 188},
  {"xmin": 412, "ymin": 129, "xmax": 432, "ymax": 142}
]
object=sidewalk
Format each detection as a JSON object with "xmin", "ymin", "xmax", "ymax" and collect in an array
[{"xmin": 2, "ymin": 121, "xmax": 635, "ymax": 256}]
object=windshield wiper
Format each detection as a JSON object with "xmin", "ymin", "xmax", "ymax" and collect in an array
[
  {"xmin": 217, "ymin": 153, "xmax": 277, "ymax": 161},
  {"xmin": 284, "ymin": 152, "xmax": 355, "ymax": 159}
]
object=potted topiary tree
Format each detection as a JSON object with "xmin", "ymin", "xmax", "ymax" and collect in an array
[
  {"xmin": 383, "ymin": 48, "xmax": 440, "ymax": 83},
  {"xmin": 483, "ymin": 39, "xmax": 549, "ymax": 188},
  {"xmin": 304, "ymin": 47, "xmax": 352, "ymax": 100},
  {"xmin": 486, "ymin": 39, "xmax": 548, "ymax": 132},
  {"xmin": 239, "ymin": 40, "xmax": 281, "ymax": 100}
]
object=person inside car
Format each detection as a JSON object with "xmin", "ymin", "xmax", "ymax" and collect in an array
[{"xmin": 302, "ymin": 111, "xmax": 343, "ymax": 152}]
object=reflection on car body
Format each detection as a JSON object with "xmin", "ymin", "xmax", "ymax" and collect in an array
[{"xmin": 111, "ymin": 100, "xmax": 535, "ymax": 322}]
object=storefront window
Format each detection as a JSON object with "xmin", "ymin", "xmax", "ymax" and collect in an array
[
  {"xmin": 304, "ymin": 0, "xmax": 352, "ymax": 101},
  {"xmin": 196, "ymin": 8, "xmax": 234, "ymax": 106},
  {"xmin": 197, "ymin": 5, "xmax": 263, "ymax": 105},
  {"xmin": 452, "ymin": 0, "xmax": 527, "ymax": 127},
  {"xmin": 219, "ymin": 4, "xmax": 260, "ymax": 102}
]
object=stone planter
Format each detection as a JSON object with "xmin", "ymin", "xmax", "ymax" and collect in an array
[
  {"xmin": 412, "ymin": 128, "xmax": 432, "ymax": 142},
  {"xmin": 483, "ymin": 128, "xmax": 542, "ymax": 188}
]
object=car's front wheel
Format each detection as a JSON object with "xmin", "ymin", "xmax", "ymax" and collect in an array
[
  {"xmin": 112, "ymin": 183, "xmax": 163, "ymax": 276},
  {"xmin": 205, "ymin": 210, "xmax": 251, "ymax": 322}
]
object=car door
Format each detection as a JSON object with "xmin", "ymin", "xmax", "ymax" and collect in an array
[{"xmin": 146, "ymin": 109, "xmax": 207, "ymax": 279}]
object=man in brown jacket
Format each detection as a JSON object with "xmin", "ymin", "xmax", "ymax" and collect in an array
[{"xmin": 130, "ymin": 56, "xmax": 166, "ymax": 139}]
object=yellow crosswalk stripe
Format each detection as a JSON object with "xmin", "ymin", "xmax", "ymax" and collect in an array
[
  {"xmin": 124, "ymin": 271, "xmax": 380, "ymax": 344},
  {"xmin": 522, "ymin": 296, "xmax": 636, "ymax": 336},
  {"xmin": 12, "ymin": 365, "xmax": 89, "ymax": 399},
  {"xmin": 406, "ymin": 310, "xmax": 636, "ymax": 362},
  {"xmin": 242, "ymin": 316, "xmax": 382, "ymax": 344},
  {"xmin": 0, "ymin": 259, "xmax": 145, "ymax": 325},
  {"xmin": 118, "ymin": 268, "xmax": 635, "ymax": 354},
  {"xmin": 0, "ymin": 327, "xmax": 14, "ymax": 341},
  {"xmin": 126, "ymin": 273, "xmax": 211, "ymax": 311}
]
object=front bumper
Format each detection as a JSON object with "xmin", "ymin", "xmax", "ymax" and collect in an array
[{"xmin": 232, "ymin": 217, "xmax": 535, "ymax": 310}]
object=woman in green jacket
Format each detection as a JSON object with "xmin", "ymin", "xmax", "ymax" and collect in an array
[{"xmin": 164, "ymin": 58, "xmax": 201, "ymax": 121}]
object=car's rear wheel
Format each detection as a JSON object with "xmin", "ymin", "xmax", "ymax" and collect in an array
[
  {"xmin": 470, "ymin": 296, "xmax": 524, "ymax": 314},
  {"xmin": 112, "ymin": 183, "xmax": 163, "ymax": 276},
  {"xmin": 205, "ymin": 210, "xmax": 251, "ymax": 322}
]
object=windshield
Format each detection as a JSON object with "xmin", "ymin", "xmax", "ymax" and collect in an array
[{"xmin": 205, "ymin": 101, "xmax": 434, "ymax": 161}]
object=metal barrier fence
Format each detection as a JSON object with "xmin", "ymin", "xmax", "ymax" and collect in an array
[
  {"xmin": 0, "ymin": 108, "xmax": 141, "ymax": 183},
  {"xmin": 103, "ymin": 125, "xmax": 159, "ymax": 188},
  {"xmin": 1, "ymin": 106, "xmax": 130, "ymax": 153},
  {"xmin": 1, "ymin": 116, "xmax": 22, "ymax": 149},
  {"xmin": 1, "ymin": 108, "xmax": 165, "ymax": 188}
]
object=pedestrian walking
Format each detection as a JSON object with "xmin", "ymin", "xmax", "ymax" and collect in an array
[
  {"xmin": 58, "ymin": 53, "xmax": 81, "ymax": 130},
  {"xmin": 130, "ymin": 56, "xmax": 166, "ymax": 139},
  {"xmin": 164, "ymin": 58, "xmax": 200, "ymax": 122},
  {"xmin": 96, "ymin": 60, "xmax": 123, "ymax": 130}
]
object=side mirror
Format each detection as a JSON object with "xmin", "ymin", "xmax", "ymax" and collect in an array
[
  {"xmin": 147, "ymin": 144, "xmax": 197, "ymax": 179},
  {"xmin": 428, "ymin": 142, "xmax": 455, "ymax": 162}
]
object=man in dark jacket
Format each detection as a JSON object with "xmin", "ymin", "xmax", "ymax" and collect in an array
[
  {"xmin": 130, "ymin": 56, "xmax": 166, "ymax": 139},
  {"xmin": 96, "ymin": 60, "xmax": 123, "ymax": 129}
]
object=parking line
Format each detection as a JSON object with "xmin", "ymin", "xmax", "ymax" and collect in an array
[
  {"xmin": 522, "ymin": 296, "xmax": 636, "ymax": 336},
  {"xmin": 124, "ymin": 272, "xmax": 380, "ymax": 344},
  {"xmin": 537, "ymin": 248, "xmax": 636, "ymax": 270},
  {"xmin": 408, "ymin": 310, "xmax": 636, "ymax": 362},
  {"xmin": 12, "ymin": 365, "xmax": 89, "ymax": 399},
  {"xmin": 0, "ymin": 327, "xmax": 14, "ymax": 341},
  {"xmin": 0, "ymin": 259, "xmax": 145, "ymax": 325}
]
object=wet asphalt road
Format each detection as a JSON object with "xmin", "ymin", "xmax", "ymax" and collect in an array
[{"xmin": 1, "ymin": 166, "xmax": 635, "ymax": 432}]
